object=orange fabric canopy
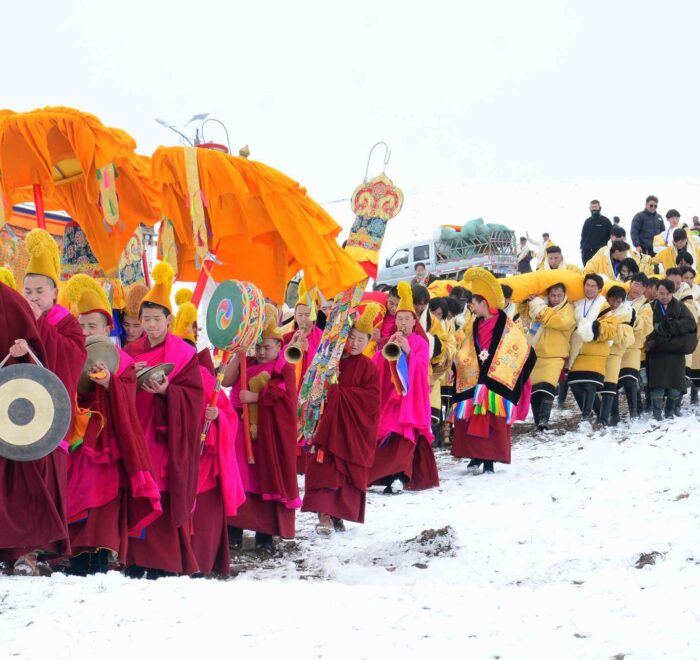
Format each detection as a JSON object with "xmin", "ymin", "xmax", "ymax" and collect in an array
[
  {"xmin": 152, "ymin": 146, "xmax": 366, "ymax": 301},
  {"xmin": 0, "ymin": 108, "xmax": 160, "ymax": 275}
]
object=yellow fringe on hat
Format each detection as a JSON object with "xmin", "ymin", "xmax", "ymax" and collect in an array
[
  {"xmin": 463, "ymin": 267, "xmax": 505, "ymax": 310},
  {"xmin": 142, "ymin": 261, "xmax": 175, "ymax": 313},
  {"xmin": 64, "ymin": 274, "xmax": 113, "ymax": 323},
  {"xmin": 396, "ymin": 280, "xmax": 414, "ymax": 314},
  {"xmin": 25, "ymin": 228, "xmax": 60, "ymax": 285},
  {"xmin": 124, "ymin": 283, "xmax": 149, "ymax": 319},
  {"xmin": 0, "ymin": 266, "xmax": 17, "ymax": 290},
  {"xmin": 354, "ymin": 302, "xmax": 381, "ymax": 335},
  {"xmin": 175, "ymin": 288, "xmax": 193, "ymax": 306},
  {"xmin": 172, "ymin": 300, "xmax": 197, "ymax": 343},
  {"xmin": 261, "ymin": 303, "xmax": 283, "ymax": 340}
]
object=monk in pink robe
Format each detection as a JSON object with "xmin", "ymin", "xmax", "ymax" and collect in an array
[
  {"xmin": 368, "ymin": 284, "xmax": 440, "ymax": 493},
  {"xmin": 124, "ymin": 302, "xmax": 204, "ymax": 577}
]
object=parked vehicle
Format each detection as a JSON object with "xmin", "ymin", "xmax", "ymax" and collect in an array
[{"xmin": 375, "ymin": 222, "xmax": 517, "ymax": 290}]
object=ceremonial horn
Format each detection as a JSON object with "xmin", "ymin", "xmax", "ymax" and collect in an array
[
  {"xmin": 284, "ymin": 342, "xmax": 304, "ymax": 364},
  {"xmin": 382, "ymin": 342, "xmax": 401, "ymax": 362}
]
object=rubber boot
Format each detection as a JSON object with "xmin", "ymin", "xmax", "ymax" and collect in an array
[
  {"xmin": 483, "ymin": 460, "xmax": 495, "ymax": 473},
  {"xmin": 537, "ymin": 397, "xmax": 554, "ymax": 431},
  {"xmin": 674, "ymin": 396, "xmax": 683, "ymax": 417},
  {"xmin": 691, "ymin": 386, "xmax": 699, "ymax": 405},
  {"xmin": 598, "ymin": 394, "xmax": 614, "ymax": 426},
  {"xmin": 623, "ymin": 382, "xmax": 639, "ymax": 419},
  {"xmin": 531, "ymin": 392, "xmax": 542, "ymax": 428},
  {"xmin": 582, "ymin": 385, "xmax": 597, "ymax": 420},
  {"xmin": 557, "ymin": 381, "xmax": 568, "ymax": 407},
  {"xmin": 664, "ymin": 397, "xmax": 675, "ymax": 419},
  {"xmin": 644, "ymin": 387, "xmax": 652, "ymax": 412},
  {"xmin": 610, "ymin": 394, "xmax": 620, "ymax": 426}
]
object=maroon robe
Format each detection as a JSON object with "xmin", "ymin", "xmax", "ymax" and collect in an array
[
  {"xmin": 302, "ymin": 353, "xmax": 380, "ymax": 523},
  {"xmin": 0, "ymin": 300, "xmax": 85, "ymax": 562},
  {"xmin": 124, "ymin": 333, "xmax": 204, "ymax": 574},
  {"xmin": 228, "ymin": 356, "xmax": 300, "ymax": 538},
  {"xmin": 68, "ymin": 351, "xmax": 161, "ymax": 563}
]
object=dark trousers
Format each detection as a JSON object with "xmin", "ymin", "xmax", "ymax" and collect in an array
[{"xmin": 580, "ymin": 248, "xmax": 597, "ymax": 266}]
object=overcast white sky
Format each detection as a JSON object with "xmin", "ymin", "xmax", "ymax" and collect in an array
[{"xmin": 4, "ymin": 1, "xmax": 700, "ymax": 248}]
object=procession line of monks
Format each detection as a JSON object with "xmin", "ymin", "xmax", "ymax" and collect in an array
[{"xmin": 2, "ymin": 221, "xmax": 697, "ymax": 578}]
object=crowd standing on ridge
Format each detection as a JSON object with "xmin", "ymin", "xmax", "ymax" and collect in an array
[{"xmin": 0, "ymin": 193, "xmax": 697, "ymax": 578}]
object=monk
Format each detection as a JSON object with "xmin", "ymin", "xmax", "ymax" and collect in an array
[
  {"xmin": 283, "ymin": 282, "xmax": 323, "ymax": 474},
  {"xmin": 63, "ymin": 274, "xmax": 161, "ymax": 575},
  {"xmin": 368, "ymin": 281, "xmax": 439, "ymax": 493},
  {"xmin": 172, "ymin": 294, "xmax": 246, "ymax": 576},
  {"xmin": 223, "ymin": 306, "xmax": 300, "ymax": 552},
  {"xmin": 123, "ymin": 262, "xmax": 204, "ymax": 577},
  {"xmin": 120, "ymin": 283, "xmax": 148, "ymax": 346},
  {"xmin": 1, "ymin": 231, "xmax": 86, "ymax": 575},
  {"xmin": 303, "ymin": 304, "xmax": 381, "ymax": 534}
]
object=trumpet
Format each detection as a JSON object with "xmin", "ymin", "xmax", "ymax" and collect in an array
[
  {"xmin": 382, "ymin": 341, "xmax": 402, "ymax": 362},
  {"xmin": 284, "ymin": 341, "xmax": 304, "ymax": 364}
]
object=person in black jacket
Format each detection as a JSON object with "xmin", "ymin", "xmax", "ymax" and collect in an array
[
  {"xmin": 580, "ymin": 199, "xmax": 612, "ymax": 265},
  {"xmin": 645, "ymin": 279, "xmax": 698, "ymax": 420},
  {"xmin": 631, "ymin": 195, "xmax": 665, "ymax": 256}
]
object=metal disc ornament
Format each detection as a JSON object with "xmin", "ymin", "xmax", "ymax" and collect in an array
[{"xmin": 0, "ymin": 363, "xmax": 72, "ymax": 461}]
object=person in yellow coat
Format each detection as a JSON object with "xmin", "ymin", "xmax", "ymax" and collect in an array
[
  {"xmin": 596, "ymin": 286, "xmax": 635, "ymax": 425},
  {"xmin": 679, "ymin": 265, "xmax": 700, "ymax": 403},
  {"xmin": 653, "ymin": 228, "xmax": 699, "ymax": 274},
  {"xmin": 618, "ymin": 273, "xmax": 653, "ymax": 420},
  {"xmin": 537, "ymin": 246, "xmax": 581, "ymax": 273},
  {"xmin": 567, "ymin": 274, "xmax": 616, "ymax": 420},
  {"xmin": 526, "ymin": 283, "xmax": 576, "ymax": 430},
  {"xmin": 583, "ymin": 240, "xmax": 634, "ymax": 280},
  {"xmin": 587, "ymin": 227, "xmax": 655, "ymax": 276}
]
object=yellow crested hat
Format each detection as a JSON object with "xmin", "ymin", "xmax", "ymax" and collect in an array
[
  {"xmin": 64, "ymin": 274, "xmax": 113, "ymax": 326},
  {"xmin": 172, "ymin": 299, "xmax": 197, "ymax": 345},
  {"xmin": 463, "ymin": 267, "xmax": 505, "ymax": 310},
  {"xmin": 296, "ymin": 278, "xmax": 318, "ymax": 319},
  {"xmin": 396, "ymin": 281, "xmax": 415, "ymax": 315},
  {"xmin": 142, "ymin": 262, "xmax": 175, "ymax": 314},
  {"xmin": 354, "ymin": 302, "xmax": 381, "ymax": 335},
  {"xmin": 261, "ymin": 303, "xmax": 283, "ymax": 341},
  {"xmin": 0, "ymin": 266, "xmax": 17, "ymax": 290},
  {"xmin": 123, "ymin": 282, "xmax": 149, "ymax": 319},
  {"xmin": 25, "ymin": 228, "xmax": 60, "ymax": 286}
]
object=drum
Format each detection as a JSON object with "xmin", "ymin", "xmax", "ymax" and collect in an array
[
  {"xmin": 206, "ymin": 280, "xmax": 266, "ymax": 351},
  {"xmin": 0, "ymin": 363, "xmax": 72, "ymax": 461}
]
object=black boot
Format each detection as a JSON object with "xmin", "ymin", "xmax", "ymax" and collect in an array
[
  {"xmin": 691, "ymin": 387, "xmax": 699, "ymax": 404},
  {"xmin": 582, "ymin": 385, "xmax": 597, "ymax": 420},
  {"xmin": 255, "ymin": 532, "xmax": 274, "ymax": 552},
  {"xmin": 644, "ymin": 387, "xmax": 652, "ymax": 412},
  {"xmin": 557, "ymin": 381, "xmax": 568, "ymax": 407},
  {"xmin": 610, "ymin": 394, "xmax": 620, "ymax": 426},
  {"xmin": 537, "ymin": 397, "xmax": 554, "ymax": 431},
  {"xmin": 483, "ymin": 460, "xmax": 495, "ymax": 473},
  {"xmin": 624, "ymin": 382, "xmax": 639, "ymax": 419},
  {"xmin": 467, "ymin": 459, "xmax": 483, "ymax": 469},
  {"xmin": 651, "ymin": 396, "xmax": 663, "ymax": 422},
  {"xmin": 598, "ymin": 394, "xmax": 614, "ymax": 426},
  {"xmin": 68, "ymin": 553, "xmax": 91, "ymax": 577},
  {"xmin": 674, "ymin": 396, "xmax": 683, "ymax": 417},
  {"xmin": 664, "ymin": 397, "xmax": 675, "ymax": 419},
  {"xmin": 531, "ymin": 392, "xmax": 542, "ymax": 427},
  {"xmin": 228, "ymin": 526, "xmax": 244, "ymax": 550}
]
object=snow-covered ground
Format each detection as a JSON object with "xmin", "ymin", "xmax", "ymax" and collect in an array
[{"xmin": 2, "ymin": 411, "xmax": 699, "ymax": 660}]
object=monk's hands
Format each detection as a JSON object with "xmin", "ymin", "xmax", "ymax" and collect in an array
[
  {"xmin": 142, "ymin": 376, "xmax": 168, "ymax": 395},
  {"xmin": 391, "ymin": 332, "xmax": 410, "ymax": 355},
  {"xmin": 9, "ymin": 339, "xmax": 29, "ymax": 358},
  {"xmin": 239, "ymin": 390, "xmax": 259, "ymax": 404},
  {"xmin": 205, "ymin": 406, "xmax": 219, "ymax": 421},
  {"xmin": 292, "ymin": 330, "xmax": 309, "ymax": 352},
  {"xmin": 89, "ymin": 362, "xmax": 111, "ymax": 389}
]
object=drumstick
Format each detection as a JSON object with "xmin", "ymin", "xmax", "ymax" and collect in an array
[
  {"xmin": 240, "ymin": 356, "xmax": 255, "ymax": 464},
  {"xmin": 199, "ymin": 349, "xmax": 232, "ymax": 454}
]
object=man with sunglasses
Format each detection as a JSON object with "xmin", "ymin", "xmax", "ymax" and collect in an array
[{"xmin": 631, "ymin": 196, "xmax": 665, "ymax": 257}]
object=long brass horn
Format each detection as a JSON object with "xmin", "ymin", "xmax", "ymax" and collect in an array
[
  {"xmin": 382, "ymin": 341, "xmax": 401, "ymax": 362},
  {"xmin": 284, "ymin": 342, "xmax": 304, "ymax": 364}
]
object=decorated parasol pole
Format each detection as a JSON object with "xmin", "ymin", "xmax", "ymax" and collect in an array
[
  {"xmin": 298, "ymin": 143, "xmax": 403, "ymax": 444},
  {"xmin": 199, "ymin": 348, "xmax": 233, "ymax": 453},
  {"xmin": 191, "ymin": 242, "xmax": 220, "ymax": 308},
  {"xmin": 32, "ymin": 184, "xmax": 46, "ymax": 229},
  {"xmin": 239, "ymin": 354, "xmax": 254, "ymax": 464}
]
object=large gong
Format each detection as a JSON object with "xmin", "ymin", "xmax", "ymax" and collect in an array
[{"xmin": 0, "ymin": 363, "xmax": 72, "ymax": 462}]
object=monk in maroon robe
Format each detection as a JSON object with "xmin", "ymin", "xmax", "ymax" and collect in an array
[
  {"xmin": 124, "ymin": 300, "xmax": 204, "ymax": 577},
  {"xmin": 0, "ymin": 268, "xmax": 86, "ymax": 575},
  {"xmin": 302, "ymin": 318, "xmax": 380, "ymax": 534},
  {"xmin": 224, "ymin": 314, "xmax": 300, "ymax": 552}
]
